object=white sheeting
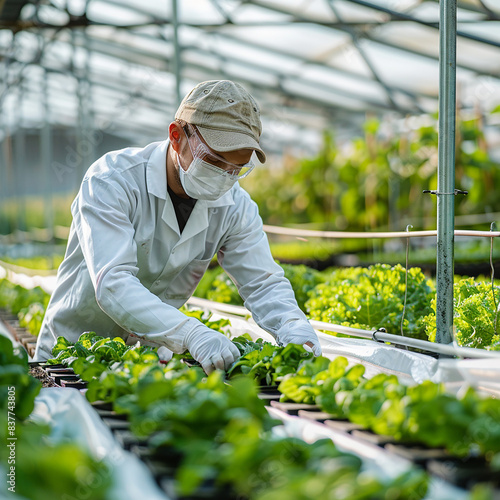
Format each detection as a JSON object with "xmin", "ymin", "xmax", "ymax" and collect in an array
[
  {"xmin": 30, "ymin": 388, "xmax": 170, "ymax": 500},
  {"xmin": 0, "ymin": 264, "xmax": 57, "ymax": 294}
]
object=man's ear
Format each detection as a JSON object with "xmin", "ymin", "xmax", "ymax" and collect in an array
[{"xmin": 168, "ymin": 122, "xmax": 182, "ymax": 152}]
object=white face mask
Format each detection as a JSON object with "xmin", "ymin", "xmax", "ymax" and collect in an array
[{"xmin": 177, "ymin": 154, "xmax": 238, "ymax": 201}]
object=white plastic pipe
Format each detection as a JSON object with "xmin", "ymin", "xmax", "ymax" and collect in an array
[
  {"xmin": 187, "ymin": 297, "xmax": 500, "ymax": 360},
  {"xmin": 263, "ymin": 225, "xmax": 500, "ymax": 239}
]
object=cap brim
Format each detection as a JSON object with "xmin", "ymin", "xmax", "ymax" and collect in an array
[{"xmin": 197, "ymin": 126, "xmax": 266, "ymax": 163}]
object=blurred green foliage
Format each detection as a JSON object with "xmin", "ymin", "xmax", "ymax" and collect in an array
[
  {"xmin": 2, "ymin": 113, "xmax": 498, "ymax": 238},
  {"xmin": 0, "ymin": 195, "xmax": 74, "ymax": 235},
  {"xmin": 194, "ymin": 262, "xmax": 325, "ymax": 311},
  {"xmin": 424, "ymin": 277, "xmax": 500, "ymax": 350},
  {"xmin": 245, "ymin": 112, "xmax": 500, "ymax": 231}
]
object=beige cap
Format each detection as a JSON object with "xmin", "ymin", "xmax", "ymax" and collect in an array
[{"xmin": 175, "ymin": 80, "xmax": 266, "ymax": 163}]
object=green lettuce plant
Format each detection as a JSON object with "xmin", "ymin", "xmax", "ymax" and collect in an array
[{"xmin": 306, "ymin": 264, "xmax": 434, "ymax": 340}]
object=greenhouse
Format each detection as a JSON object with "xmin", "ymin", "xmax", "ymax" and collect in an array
[{"xmin": 1, "ymin": 1, "xmax": 500, "ymax": 499}]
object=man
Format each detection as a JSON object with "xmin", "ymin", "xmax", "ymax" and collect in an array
[{"xmin": 34, "ymin": 80, "xmax": 322, "ymax": 373}]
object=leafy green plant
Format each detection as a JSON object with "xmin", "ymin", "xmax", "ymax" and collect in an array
[
  {"xmin": 0, "ymin": 279, "xmax": 50, "ymax": 317},
  {"xmin": 306, "ymin": 264, "xmax": 435, "ymax": 340},
  {"xmin": 0, "ymin": 335, "xmax": 41, "ymax": 420},
  {"xmin": 227, "ymin": 340, "xmax": 313, "ymax": 386},
  {"xmin": 18, "ymin": 302, "xmax": 46, "ymax": 337},
  {"xmin": 179, "ymin": 306, "xmax": 232, "ymax": 333},
  {"xmin": 47, "ymin": 331, "xmax": 156, "ymax": 367},
  {"xmin": 0, "ymin": 279, "xmax": 50, "ymax": 336},
  {"xmin": 424, "ymin": 277, "xmax": 500, "ymax": 349}
]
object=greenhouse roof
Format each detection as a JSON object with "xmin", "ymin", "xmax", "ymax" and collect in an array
[{"xmin": 1, "ymin": 0, "xmax": 499, "ymax": 158}]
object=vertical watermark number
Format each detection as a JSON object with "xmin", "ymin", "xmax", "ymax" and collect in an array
[{"xmin": 6, "ymin": 386, "xmax": 16, "ymax": 493}]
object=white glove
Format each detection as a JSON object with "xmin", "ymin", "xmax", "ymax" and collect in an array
[
  {"xmin": 276, "ymin": 320, "xmax": 322, "ymax": 357},
  {"xmin": 184, "ymin": 324, "xmax": 240, "ymax": 374},
  {"xmin": 157, "ymin": 346, "xmax": 173, "ymax": 362}
]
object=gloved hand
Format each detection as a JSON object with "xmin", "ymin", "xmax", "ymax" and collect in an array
[
  {"xmin": 184, "ymin": 324, "xmax": 240, "ymax": 374},
  {"xmin": 276, "ymin": 320, "xmax": 322, "ymax": 357},
  {"xmin": 157, "ymin": 346, "xmax": 173, "ymax": 362}
]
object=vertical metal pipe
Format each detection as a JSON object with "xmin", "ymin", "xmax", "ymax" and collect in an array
[
  {"xmin": 74, "ymin": 28, "xmax": 86, "ymax": 188},
  {"xmin": 81, "ymin": 29, "xmax": 95, "ymax": 176},
  {"xmin": 172, "ymin": 0, "xmax": 182, "ymax": 107},
  {"xmin": 14, "ymin": 89, "xmax": 27, "ymax": 235},
  {"xmin": 41, "ymin": 68, "xmax": 54, "ymax": 241},
  {"xmin": 436, "ymin": 0, "xmax": 457, "ymax": 344}
]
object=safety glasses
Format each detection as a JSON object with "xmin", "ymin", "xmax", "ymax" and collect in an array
[{"xmin": 183, "ymin": 124, "xmax": 256, "ymax": 179}]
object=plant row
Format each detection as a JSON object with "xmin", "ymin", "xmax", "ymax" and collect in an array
[
  {"xmin": 2, "ymin": 260, "xmax": 500, "ymax": 350},
  {"xmin": 196, "ymin": 263, "xmax": 500, "ymax": 350}
]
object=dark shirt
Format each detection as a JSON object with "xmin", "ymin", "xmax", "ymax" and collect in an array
[{"xmin": 167, "ymin": 185, "xmax": 197, "ymax": 233}]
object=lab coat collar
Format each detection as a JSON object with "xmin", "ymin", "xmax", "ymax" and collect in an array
[{"xmin": 146, "ymin": 139, "xmax": 169, "ymax": 200}]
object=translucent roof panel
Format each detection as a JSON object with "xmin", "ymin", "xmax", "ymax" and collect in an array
[{"xmin": 0, "ymin": 0, "xmax": 499, "ymax": 159}]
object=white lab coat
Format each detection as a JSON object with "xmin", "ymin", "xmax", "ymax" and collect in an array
[{"xmin": 34, "ymin": 139, "xmax": 309, "ymax": 361}]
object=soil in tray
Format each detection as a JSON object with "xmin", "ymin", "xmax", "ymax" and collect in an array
[{"xmin": 29, "ymin": 366, "xmax": 58, "ymax": 388}]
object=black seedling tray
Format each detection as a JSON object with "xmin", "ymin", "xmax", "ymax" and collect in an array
[
  {"xmin": 384, "ymin": 443, "xmax": 450, "ymax": 465},
  {"xmin": 298, "ymin": 409, "xmax": 336, "ymax": 423},
  {"xmin": 270, "ymin": 400, "xmax": 320, "ymax": 415},
  {"xmin": 113, "ymin": 430, "xmax": 148, "ymax": 451},
  {"xmin": 101, "ymin": 417, "xmax": 131, "ymax": 431},
  {"xmin": 427, "ymin": 456, "xmax": 500, "ymax": 489},
  {"xmin": 60, "ymin": 379, "xmax": 87, "ymax": 389},
  {"xmin": 91, "ymin": 400, "xmax": 114, "ymax": 411}
]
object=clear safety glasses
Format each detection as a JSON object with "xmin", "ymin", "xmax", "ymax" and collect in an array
[{"xmin": 183, "ymin": 124, "xmax": 256, "ymax": 179}]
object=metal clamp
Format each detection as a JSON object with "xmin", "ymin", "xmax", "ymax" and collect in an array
[
  {"xmin": 372, "ymin": 327, "xmax": 387, "ymax": 342},
  {"xmin": 422, "ymin": 189, "xmax": 468, "ymax": 196}
]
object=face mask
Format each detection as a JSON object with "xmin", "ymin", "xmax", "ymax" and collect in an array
[{"xmin": 177, "ymin": 154, "xmax": 238, "ymax": 201}]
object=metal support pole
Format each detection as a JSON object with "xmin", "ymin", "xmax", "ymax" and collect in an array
[
  {"xmin": 172, "ymin": 0, "xmax": 182, "ymax": 107},
  {"xmin": 13, "ymin": 90, "xmax": 27, "ymax": 235},
  {"xmin": 41, "ymin": 68, "xmax": 54, "ymax": 242},
  {"xmin": 436, "ymin": 0, "xmax": 457, "ymax": 344},
  {"xmin": 81, "ymin": 29, "xmax": 95, "ymax": 176}
]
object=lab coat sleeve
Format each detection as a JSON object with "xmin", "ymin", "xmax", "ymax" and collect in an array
[
  {"xmin": 217, "ymin": 192, "xmax": 310, "ymax": 338},
  {"xmin": 72, "ymin": 173, "xmax": 200, "ymax": 352}
]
